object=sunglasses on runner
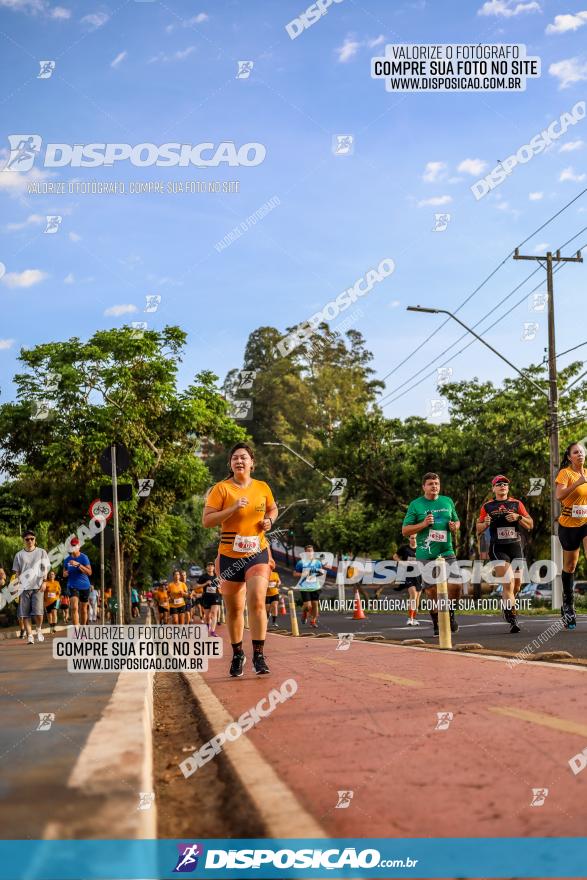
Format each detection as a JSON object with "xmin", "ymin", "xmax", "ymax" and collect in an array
[{"xmin": 24, "ymin": 536, "xmax": 35, "ymax": 542}]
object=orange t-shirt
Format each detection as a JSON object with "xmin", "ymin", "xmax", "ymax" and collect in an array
[
  {"xmin": 44, "ymin": 580, "xmax": 61, "ymax": 606},
  {"xmin": 154, "ymin": 588, "xmax": 169, "ymax": 609},
  {"xmin": 206, "ymin": 478, "xmax": 275, "ymax": 559},
  {"xmin": 556, "ymin": 467, "xmax": 587, "ymax": 527},
  {"xmin": 167, "ymin": 582, "xmax": 187, "ymax": 608}
]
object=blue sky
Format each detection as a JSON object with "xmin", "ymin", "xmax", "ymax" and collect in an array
[{"xmin": 1, "ymin": 0, "xmax": 586, "ymax": 422}]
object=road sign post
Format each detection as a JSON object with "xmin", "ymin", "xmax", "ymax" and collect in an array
[
  {"xmin": 89, "ymin": 501, "xmax": 113, "ymax": 626},
  {"xmin": 111, "ymin": 445, "xmax": 123, "ymax": 625}
]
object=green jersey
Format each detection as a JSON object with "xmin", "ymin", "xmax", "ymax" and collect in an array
[{"xmin": 402, "ymin": 494, "xmax": 459, "ymax": 560}]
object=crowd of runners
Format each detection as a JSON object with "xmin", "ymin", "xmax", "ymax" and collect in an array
[{"xmin": 2, "ymin": 440, "xmax": 586, "ymax": 675}]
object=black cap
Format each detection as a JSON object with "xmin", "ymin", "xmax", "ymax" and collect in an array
[{"xmin": 23, "ymin": 529, "xmax": 36, "ymax": 538}]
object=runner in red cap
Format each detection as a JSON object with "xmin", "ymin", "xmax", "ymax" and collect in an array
[{"xmin": 477, "ymin": 475, "xmax": 533, "ymax": 633}]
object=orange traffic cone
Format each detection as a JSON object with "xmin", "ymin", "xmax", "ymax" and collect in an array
[
  {"xmin": 279, "ymin": 595, "xmax": 287, "ymax": 616},
  {"xmin": 353, "ymin": 589, "xmax": 366, "ymax": 620}
]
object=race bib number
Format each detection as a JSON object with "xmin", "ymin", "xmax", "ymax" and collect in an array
[
  {"xmin": 429, "ymin": 529, "xmax": 447, "ymax": 543},
  {"xmin": 572, "ymin": 505, "xmax": 587, "ymax": 519},
  {"xmin": 305, "ymin": 573, "xmax": 317, "ymax": 584},
  {"xmin": 497, "ymin": 526, "xmax": 517, "ymax": 541},
  {"xmin": 233, "ymin": 534, "xmax": 261, "ymax": 553},
  {"xmin": 173, "ymin": 597, "xmax": 184, "ymax": 606},
  {"xmin": 206, "ymin": 585, "xmax": 217, "ymax": 594},
  {"xmin": 47, "ymin": 592, "xmax": 55, "ymax": 599}
]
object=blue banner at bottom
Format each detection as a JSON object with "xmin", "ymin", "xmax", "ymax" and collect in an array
[{"xmin": 2, "ymin": 838, "xmax": 586, "ymax": 880}]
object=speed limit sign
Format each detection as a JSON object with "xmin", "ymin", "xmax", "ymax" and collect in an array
[{"xmin": 89, "ymin": 498, "xmax": 113, "ymax": 521}]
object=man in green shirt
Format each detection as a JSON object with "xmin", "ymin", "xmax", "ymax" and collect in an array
[{"xmin": 402, "ymin": 472, "xmax": 461, "ymax": 636}]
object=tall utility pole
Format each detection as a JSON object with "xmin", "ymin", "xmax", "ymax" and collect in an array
[{"xmin": 513, "ymin": 248, "xmax": 583, "ymax": 609}]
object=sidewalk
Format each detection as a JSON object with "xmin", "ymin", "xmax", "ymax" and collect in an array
[{"xmin": 195, "ymin": 633, "xmax": 587, "ymax": 838}]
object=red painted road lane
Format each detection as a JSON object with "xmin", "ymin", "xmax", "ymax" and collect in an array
[{"xmin": 201, "ymin": 637, "xmax": 587, "ymax": 838}]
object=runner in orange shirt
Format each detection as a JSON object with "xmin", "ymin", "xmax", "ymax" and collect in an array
[
  {"xmin": 203, "ymin": 442, "xmax": 278, "ymax": 677},
  {"xmin": 555, "ymin": 441, "xmax": 587, "ymax": 629}
]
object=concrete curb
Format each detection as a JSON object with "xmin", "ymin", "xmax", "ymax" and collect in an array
[
  {"xmin": 183, "ymin": 671, "xmax": 327, "ymax": 839},
  {"xmin": 43, "ymin": 668, "xmax": 156, "ymax": 840},
  {"xmin": 0, "ymin": 624, "xmax": 68, "ymax": 641}
]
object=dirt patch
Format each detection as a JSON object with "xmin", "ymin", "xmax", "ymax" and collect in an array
[{"xmin": 153, "ymin": 672, "xmax": 266, "ymax": 839}]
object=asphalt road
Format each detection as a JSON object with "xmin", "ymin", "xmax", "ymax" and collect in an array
[{"xmin": 0, "ymin": 633, "xmax": 119, "ymax": 839}]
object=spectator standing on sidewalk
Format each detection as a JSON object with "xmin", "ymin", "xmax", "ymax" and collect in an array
[{"xmin": 12, "ymin": 530, "xmax": 50, "ymax": 645}]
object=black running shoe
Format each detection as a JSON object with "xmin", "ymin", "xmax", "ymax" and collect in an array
[
  {"xmin": 253, "ymin": 653, "xmax": 270, "ymax": 675},
  {"xmin": 433, "ymin": 624, "xmax": 439, "ymax": 637},
  {"xmin": 229, "ymin": 652, "xmax": 246, "ymax": 677},
  {"xmin": 449, "ymin": 614, "xmax": 459, "ymax": 633},
  {"xmin": 510, "ymin": 621, "xmax": 521, "ymax": 634},
  {"xmin": 562, "ymin": 606, "xmax": 577, "ymax": 630}
]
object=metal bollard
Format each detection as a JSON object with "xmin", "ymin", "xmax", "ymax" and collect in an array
[
  {"xmin": 436, "ymin": 557, "xmax": 452, "ymax": 650},
  {"xmin": 287, "ymin": 588, "xmax": 300, "ymax": 637}
]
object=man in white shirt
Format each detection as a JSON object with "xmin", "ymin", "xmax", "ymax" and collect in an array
[{"xmin": 12, "ymin": 530, "xmax": 51, "ymax": 644}]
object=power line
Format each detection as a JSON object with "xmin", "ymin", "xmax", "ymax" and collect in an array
[
  {"xmin": 378, "ymin": 187, "xmax": 587, "ymax": 384},
  {"xmin": 379, "ymin": 225, "xmax": 587, "ymax": 408}
]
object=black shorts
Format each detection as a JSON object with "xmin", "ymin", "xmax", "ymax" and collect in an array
[
  {"xmin": 169, "ymin": 605, "xmax": 186, "ymax": 615},
  {"xmin": 158, "ymin": 605, "xmax": 169, "ymax": 615},
  {"xmin": 406, "ymin": 576, "xmax": 424, "ymax": 592},
  {"xmin": 489, "ymin": 541, "xmax": 524, "ymax": 564},
  {"xmin": 202, "ymin": 593, "xmax": 222, "ymax": 609},
  {"xmin": 265, "ymin": 593, "xmax": 279, "ymax": 604},
  {"xmin": 132, "ymin": 602, "xmax": 140, "ymax": 610},
  {"xmin": 70, "ymin": 588, "xmax": 90, "ymax": 603},
  {"xmin": 301, "ymin": 590, "xmax": 320, "ymax": 602},
  {"xmin": 194, "ymin": 594, "xmax": 204, "ymax": 605},
  {"xmin": 45, "ymin": 602, "xmax": 57, "ymax": 613},
  {"xmin": 219, "ymin": 548, "xmax": 270, "ymax": 583},
  {"xmin": 558, "ymin": 522, "xmax": 587, "ymax": 552},
  {"xmin": 419, "ymin": 555, "xmax": 462, "ymax": 588}
]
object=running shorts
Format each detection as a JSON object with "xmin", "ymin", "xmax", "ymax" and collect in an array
[
  {"xmin": 489, "ymin": 541, "xmax": 524, "ymax": 564},
  {"xmin": 202, "ymin": 593, "xmax": 222, "ymax": 609},
  {"xmin": 558, "ymin": 522, "xmax": 587, "ymax": 552},
  {"xmin": 158, "ymin": 605, "xmax": 169, "ymax": 614},
  {"xmin": 45, "ymin": 601, "xmax": 57, "ymax": 613},
  {"xmin": 265, "ymin": 593, "xmax": 279, "ymax": 604},
  {"xmin": 419, "ymin": 555, "xmax": 462, "ymax": 588},
  {"xmin": 132, "ymin": 602, "xmax": 140, "ymax": 610},
  {"xmin": 169, "ymin": 604, "xmax": 186, "ymax": 615},
  {"xmin": 70, "ymin": 588, "xmax": 90, "ymax": 602},
  {"xmin": 301, "ymin": 589, "xmax": 320, "ymax": 602},
  {"xmin": 19, "ymin": 589, "xmax": 44, "ymax": 618},
  {"xmin": 218, "ymin": 548, "xmax": 270, "ymax": 583}
]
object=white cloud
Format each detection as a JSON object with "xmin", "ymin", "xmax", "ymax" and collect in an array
[
  {"xmin": 64, "ymin": 272, "xmax": 75, "ymax": 284},
  {"xmin": 368, "ymin": 34, "xmax": 385, "ymax": 47},
  {"xmin": 110, "ymin": 50, "xmax": 127, "ymax": 68},
  {"xmin": 457, "ymin": 158, "xmax": 487, "ymax": 176},
  {"xmin": 80, "ymin": 11, "xmax": 109, "ymax": 28},
  {"xmin": 149, "ymin": 46, "xmax": 195, "ymax": 63},
  {"xmin": 1, "ymin": 268, "xmax": 47, "ymax": 288},
  {"xmin": 104, "ymin": 304, "xmax": 138, "ymax": 317},
  {"xmin": 478, "ymin": 0, "xmax": 540, "ymax": 16},
  {"xmin": 389, "ymin": 299, "xmax": 401, "ymax": 308},
  {"xmin": 336, "ymin": 36, "xmax": 361, "ymax": 63},
  {"xmin": 559, "ymin": 139, "xmax": 584, "ymax": 152},
  {"xmin": 5, "ymin": 213, "xmax": 44, "ymax": 231},
  {"xmin": 546, "ymin": 12, "xmax": 587, "ymax": 34},
  {"xmin": 187, "ymin": 12, "xmax": 208, "ymax": 24},
  {"xmin": 417, "ymin": 195, "xmax": 452, "ymax": 207},
  {"xmin": 422, "ymin": 161, "xmax": 447, "ymax": 182},
  {"xmin": 549, "ymin": 57, "xmax": 587, "ymax": 88},
  {"xmin": 534, "ymin": 242, "xmax": 549, "ymax": 252},
  {"xmin": 559, "ymin": 165, "xmax": 586, "ymax": 182},
  {"xmin": 0, "ymin": 339, "xmax": 15, "ymax": 350},
  {"xmin": 0, "ymin": 0, "xmax": 70, "ymax": 16},
  {"xmin": 0, "ymin": 166, "xmax": 52, "ymax": 195},
  {"xmin": 529, "ymin": 191, "xmax": 543, "ymax": 200},
  {"xmin": 69, "ymin": 231, "xmax": 81, "ymax": 242}
]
